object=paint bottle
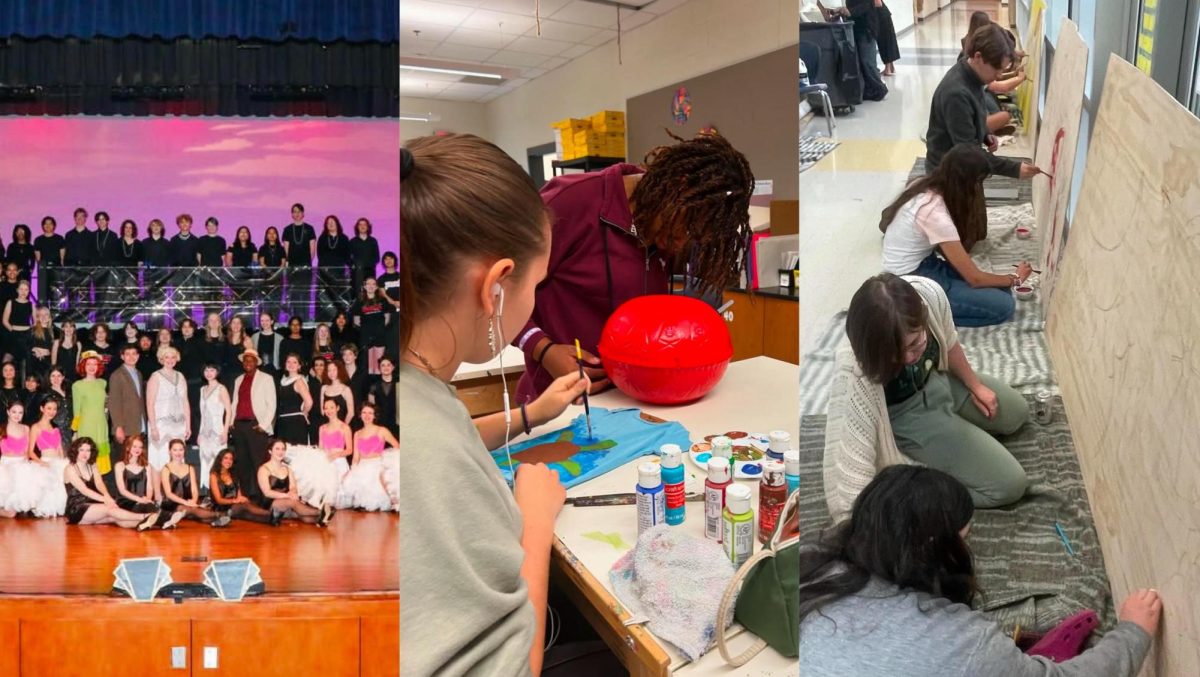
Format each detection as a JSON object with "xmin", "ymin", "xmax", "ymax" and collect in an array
[
  {"xmin": 783, "ymin": 449, "xmax": 800, "ymax": 497},
  {"xmin": 767, "ymin": 430, "xmax": 791, "ymax": 462},
  {"xmin": 722, "ymin": 484, "xmax": 754, "ymax": 567},
  {"xmin": 636, "ymin": 462, "xmax": 665, "ymax": 535},
  {"xmin": 758, "ymin": 460, "xmax": 788, "ymax": 544},
  {"xmin": 660, "ymin": 444, "xmax": 686, "ymax": 526},
  {"xmin": 712, "ymin": 435, "xmax": 734, "ymax": 473},
  {"xmin": 704, "ymin": 457, "xmax": 732, "ymax": 541}
]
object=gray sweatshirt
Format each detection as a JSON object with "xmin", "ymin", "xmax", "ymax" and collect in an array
[
  {"xmin": 800, "ymin": 578, "xmax": 1151, "ymax": 676},
  {"xmin": 399, "ymin": 363, "xmax": 533, "ymax": 676}
]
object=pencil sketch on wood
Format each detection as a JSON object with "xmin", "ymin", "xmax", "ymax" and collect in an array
[
  {"xmin": 1033, "ymin": 18, "xmax": 1089, "ymax": 312},
  {"xmin": 1046, "ymin": 55, "xmax": 1200, "ymax": 677}
]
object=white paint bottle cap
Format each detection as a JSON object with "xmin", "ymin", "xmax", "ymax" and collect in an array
[
  {"xmin": 768, "ymin": 431, "xmax": 791, "ymax": 452},
  {"xmin": 725, "ymin": 484, "xmax": 751, "ymax": 514},
  {"xmin": 707, "ymin": 457, "xmax": 730, "ymax": 483},
  {"xmin": 660, "ymin": 444, "xmax": 682, "ymax": 468},
  {"xmin": 638, "ymin": 462, "xmax": 662, "ymax": 489},
  {"xmin": 783, "ymin": 449, "xmax": 801, "ymax": 476}
]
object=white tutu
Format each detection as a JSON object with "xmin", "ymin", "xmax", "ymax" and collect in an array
[
  {"xmin": 381, "ymin": 450, "xmax": 399, "ymax": 512},
  {"xmin": 1, "ymin": 457, "xmax": 51, "ymax": 513},
  {"xmin": 32, "ymin": 457, "xmax": 69, "ymax": 518},
  {"xmin": 285, "ymin": 444, "xmax": 349, "ymax": 508},
  {"xmin": 338, "ymin": 449, "xmax": 400, "ymax": 511}
]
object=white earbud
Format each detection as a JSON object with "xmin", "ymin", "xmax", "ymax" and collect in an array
[{"xmin": 492, "ymin": 283, "xmax": 504, "ymax": 317}]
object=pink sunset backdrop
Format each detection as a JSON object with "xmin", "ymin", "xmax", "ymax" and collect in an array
[{"xmin": 0, "ymin": 117, "xmax": 399, "ymax": 265}]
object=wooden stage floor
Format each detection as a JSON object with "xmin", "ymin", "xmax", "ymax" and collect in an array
[{"xmin": 0, "ymin": 511, "xmax": 398, "ymax": 596}]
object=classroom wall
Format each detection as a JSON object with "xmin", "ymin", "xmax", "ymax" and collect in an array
[
  {"xmin": 485, "ymin": 0, "xmax": 798, "ymax": 166},
  {"xmin": 626, "ymin": 46, "xmax": 799, "ymax": 200},
  {"xmin": 400, "ymin": 97, "xmax": 490, "ymax": 142}
]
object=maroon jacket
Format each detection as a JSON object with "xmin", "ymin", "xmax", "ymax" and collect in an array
[{"xmin": 515, "ymin": 163, "xmax": 671, "ymax": 402}]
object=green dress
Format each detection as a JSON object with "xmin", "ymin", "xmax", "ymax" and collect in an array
[{"xmin": 72, "ymin": 378, "xmax": 111, "ymax": 474}]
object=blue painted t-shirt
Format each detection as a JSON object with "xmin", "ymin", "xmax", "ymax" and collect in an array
[{"xmin": 492, "ymin": 407, "xmax": 692, "ymax": 488}]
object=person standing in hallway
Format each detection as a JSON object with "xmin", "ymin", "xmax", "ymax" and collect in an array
[
  {"xmin": 925, "ymin": 23, "xmax": 1041, "ymax": 178},
  {"xmin": 875, "ymin": 0, "xmax": 900, "ymax": 76},
  {"xmin": 845, "ymin": 0, "xmax": 888, "ymax": 100}
]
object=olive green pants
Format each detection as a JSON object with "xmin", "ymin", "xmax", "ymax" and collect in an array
[{"xmin": 888, "ymin": 371, "xmax": 1030, "ymax": 508}]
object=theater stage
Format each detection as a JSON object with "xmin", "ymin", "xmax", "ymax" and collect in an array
[{"xmin": 0, "ymin": 512, "xmax": 398, "ymax": 676}]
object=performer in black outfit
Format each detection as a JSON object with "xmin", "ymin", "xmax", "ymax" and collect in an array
[
  {"xmin": 198, "ymin": 217, "xmax": 227, "ymax": 267},
  {"xmin": 368, "ymin": 354, "xmax": 397, "ymax": 438},
  {"xmin": 209, "ymin": 449, "xmax": 275, "ymax": 524},
  {"xmin": 275, "ymin": 353, "xmax": 313, "ymax": 445},
  {"xmin": 348, "ymin": 217, "xmax": 380, "ymax": 291},
  {"xmin": 6, "ymin": 224, "xmax": 35, "ymax": 282},
  {"xmin": 4, "ymin": 280, "xmax": 34, "ymax": 374},
  {"xmin": 259, "ymin": 227, "xmax": 286, "ymax": 268},
  {"xmin": 169, "ymin": 214, "xmax": 201, "ymax": 267},
  {"xmin": 141, "ymin": 219, "xmax": 171, "ymax": 267},
  {"xmin": 282, "ymin": 204, "xmax": 316, "ymax": 319},
  {"xmin": 33, "ymin": 216, "xmax": 65, "ymax": 306},
  {"xmin": 317, "ymin": 215, "xmax": 352, "ymax": 288},
  {"xmin": 377, "ymin": 251, "xmax": 401, "ymax": 352},
  {"xmin": 226, "ymin": 226, "xmax": 257, "ymax": 267},
  {"xmin": 113, "ymin": 434, "xmax": 160, "ymax": 514},
  {"xmin": 353, "ymin": 277, "xmax": 390, "ymax": 374},
  {"xmin": 62, "ymin": 208, "xmax": 93, "ymax": 312}
]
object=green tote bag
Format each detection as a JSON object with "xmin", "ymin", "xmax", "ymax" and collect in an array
[{"xmin": 715, "ymin": 489, "xmax": 801, "ymax": 665}]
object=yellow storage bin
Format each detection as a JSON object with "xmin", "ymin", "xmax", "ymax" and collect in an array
[
  {"xmin": 590, "ymin": 110, "xmax": 625, "ymax": 132},
  {"xmin": 552, "ymin": 118, "xmax": 592, "ymax": 133}
]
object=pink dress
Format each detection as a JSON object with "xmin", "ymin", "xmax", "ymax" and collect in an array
[
  {"xmin": 0, "ymin": 431, "xmax": 39, "ymax": 513},
  {"xmin": 338, "ymin": 432, "xmax": 397, "ymax": 512},
  {"xmin": 284, "ymin": 426, "xmax": 350, "ymax": 508},
  {"xmin": 33, "ymin": 429, "xmax": 68, "ymax": 517}
]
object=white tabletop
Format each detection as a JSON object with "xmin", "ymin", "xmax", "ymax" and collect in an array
[
  {"xmin": 532, "ymin": 357, "xmax": 800, "ymax": 674},
  {"xmin": 452, "ymin": 346, "xmax": 525, "ymax": 382}
]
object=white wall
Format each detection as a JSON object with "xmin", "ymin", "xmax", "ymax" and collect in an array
[
  {"xmin": 889, "ymin": 0, "xmax": 915, "ymax": 37},
  {"xmin": 485, "ymin": 0, "xmax": 799, "ymax": 164},
  {"xmin": 400, "ymin": 97, "xmax": 491, "ymax": 143}
]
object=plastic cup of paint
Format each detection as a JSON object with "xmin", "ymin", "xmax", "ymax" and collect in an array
[
  {"xmin": 1015, "ymin": 286, "xmax": 1035, "ymax": 301},
  {"xmin": 1015, "ymin": 227, "xmax": 1032, "ymax": 240}
]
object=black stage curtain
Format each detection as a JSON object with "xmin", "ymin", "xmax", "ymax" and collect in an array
[
  {"xmin": 0, "ymin": 0, "xmax": 397, "ymax": 43},
  {"xmin": 0, "ymin": 36, "xmax": 398, "ymax": 117}
]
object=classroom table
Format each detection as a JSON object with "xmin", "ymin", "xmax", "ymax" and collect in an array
[
  {"xmin": 529, "ymin": 356, "xmax": 800, "ymax": 676},
  {"xmin": 453, "ymin": 345, "xmax": 525, "ymax": 381}
]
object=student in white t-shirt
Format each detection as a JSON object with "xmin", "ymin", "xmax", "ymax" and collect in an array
[{"xmin": 880, "ymin": 144, "xmax": 1033, "ymax": 327}]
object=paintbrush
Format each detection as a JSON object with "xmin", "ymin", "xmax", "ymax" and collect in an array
[
  {"xmin": 575, "ymin": 339, "xmax": 593, "ymax": 439},
  {"xmin": 1038, "ymin": 168, "xmax": 1055, "ymax": 180},
  {"xmin": 1054, "ymin": 522, "xmax": 1077, "ymax": 556},
  {"xmin": 568, "ymin": 493, "xmax": 705, "ymax": 507}
]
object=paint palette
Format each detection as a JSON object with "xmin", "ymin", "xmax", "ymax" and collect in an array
[{"xmin": 687, "ymin": 432, "xmax": 768, "ymax": 479}]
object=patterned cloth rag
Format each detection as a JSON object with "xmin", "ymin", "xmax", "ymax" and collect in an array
[{"xmin": 610, "ymin": 525, "xmax": 737, "ymax": 662}]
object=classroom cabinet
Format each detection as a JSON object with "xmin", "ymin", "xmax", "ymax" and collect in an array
[
  {"xmin": 13, "ymin": 612, "xmax": 397, "ymax": 676},
  {"xmin": 723, "ymin": 290, "xmax": 799, "ymax": 364}
]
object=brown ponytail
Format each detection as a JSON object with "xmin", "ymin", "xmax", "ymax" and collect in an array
[{"xmin": 399, "ymin": 134, "xmax": 548, "ymax": 354}]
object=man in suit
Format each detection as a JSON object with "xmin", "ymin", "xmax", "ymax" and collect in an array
[
  {"xmin": 230, "ymin": 349, "xmax": 276, "ymax": 500},
  {"xmin": 104, "ymin": 344, "xmax": 146, "ymax": 495},
  {"xmin": 109, "ymin": 344, "xmax": 147, "ymax": 447}
]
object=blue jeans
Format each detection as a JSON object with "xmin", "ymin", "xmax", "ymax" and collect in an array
[{"xmin": 913, "ymin": 254, "xmax": 1014, "ymax": 327}]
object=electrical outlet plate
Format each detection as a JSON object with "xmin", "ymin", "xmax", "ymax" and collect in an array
[
  {"xmin": 171, "ymin": 646, "xmax": 187, "ymax": 669},
  {"xmin": 204, "ymin": 646, "xmax": 218, "ymax": 669}
]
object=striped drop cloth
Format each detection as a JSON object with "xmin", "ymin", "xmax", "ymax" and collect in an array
[
  {"xmin": 800, "ymin": 203, "xmax": 1058, "ymax": 416},
  {"xmin": 797, "ymin": 399, "xmax": 1117, "ymax": 636}
]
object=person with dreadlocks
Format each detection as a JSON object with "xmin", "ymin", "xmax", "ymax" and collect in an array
[
  {"xmin": 880, "ymin": 143, "xmax": 1033, "ymax": 327},
  {"xmin": 514, "ymin": 131, "xmax": 755, "ymax": 402}
]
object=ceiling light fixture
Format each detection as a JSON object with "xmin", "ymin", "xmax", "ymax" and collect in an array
[
  {"xmin": 400, "ymin": 114, "xmax": 432, "ymax": 122},
  {"xmin": 400, "ymin": 65, "xmax": 503, "ymax": 80}
]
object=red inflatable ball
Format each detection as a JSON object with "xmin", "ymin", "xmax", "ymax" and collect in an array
[{"xmin": 598, "ymin": 295, "xmax": 733, "ymax": 405}]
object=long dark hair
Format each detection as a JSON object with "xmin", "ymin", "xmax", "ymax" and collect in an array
[
  {"xmin": 798, "ymin": 466, "xmax": 978, "ymax": 624},
  {"xmin": 880, "ymin": 144, "xmax": 990, "ymax": 251},
  {"xmin": 630, "ymin": 131, "xmax": 754, "ymax": 296}
]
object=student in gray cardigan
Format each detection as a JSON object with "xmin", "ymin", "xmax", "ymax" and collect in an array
[
  {"xmin": 799, "ymin": 466, "xmax": 1161, "ymax": 676},
  {"xmin": 925, "ymin": 23, "xmax": 1042, "ymax": 180}
]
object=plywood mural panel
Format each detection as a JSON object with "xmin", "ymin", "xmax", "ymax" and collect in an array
[
  {"xmin": 1033, "ymin": 18, "xmax": 1089, "ymax": 311},
  {"xmin": 1046, "ymin": 55, "xmax": 1200, "ymax": 677}
]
